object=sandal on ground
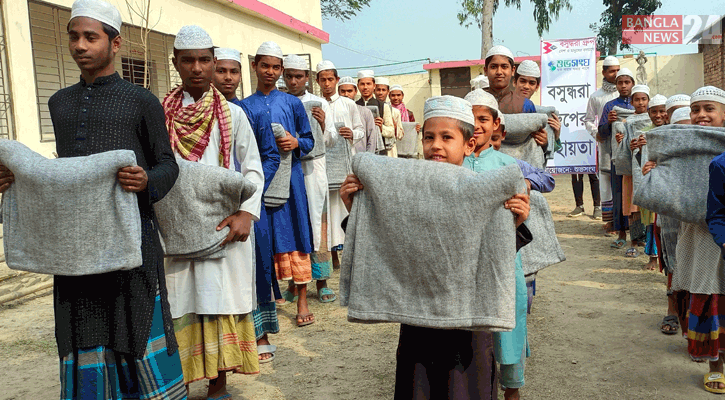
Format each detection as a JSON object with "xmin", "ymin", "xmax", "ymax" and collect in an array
[
  {"xmin": 704, "ymin": 372, "xmax": 725, "ymax": 394},
  {"xmin": 296, "ymin": 312, "xmax": 315, "ymax": 327},
  {"xmin": 660, "ymin": 315, "xmax": 679, "ymax": 335},
  {"xmin": 625, "ymin": 248, "xmax": 639, "ymax": 258},
  {"xmin": 207, "ymin": 393, "xmax": 232, "ymax": 400},
  {"xmin": 276, "ymin": 290, "xmax": 298, "ymax": 306},
  {"xmin": 257, "ymin": 344, "xmax": 276, "ymax": 364},
  {"xmin": 318, "ymin": 287, "xmax": 337, "ymax": 303},
  {"xmin": 610, "ymin": 239, "xmax": 626, "ymax": 248}
]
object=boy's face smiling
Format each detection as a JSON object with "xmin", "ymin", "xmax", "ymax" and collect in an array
[
  {"xmin": 616, "ymin": 76, "xmax": 634, "ymax": 97},
  {"xmin": 648, "ymin": 105, "xmax": 667, "ymax": 127},
  {"xmin": 422, "ymin": 117, "xmax": 476, "ymax": 166},
  {"xmin": 691, "ymin": 101, "xmax": 725, "ymax": 127},
  {"xmin": 514, "ymin": 75, "xmax": 538, "ymax": 99},
  {"xmin": 490, "ymin": 127, "xmax": 504, "ymax": 150},
  {"xmin": 472, "ymin": 105, "xmax": 499, "ymax": 151},
  {"xmin": 632, "ymin": 93, "xmax": 649, "ymax": 114}
]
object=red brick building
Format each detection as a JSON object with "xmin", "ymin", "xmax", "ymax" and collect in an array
[{"xmin": 699, "ymin": 18, "xmax": 725, "ymax": 89}]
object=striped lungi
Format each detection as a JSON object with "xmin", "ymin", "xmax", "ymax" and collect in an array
[
  {"xmin": 687, "ymin": 293, "xmax": 725, "ymax": 361},
  {"xmin": 252, "ymin": 301, "xmax": 280, "ymax": 340},
  {"xmin": 60, "ymin": 295, "xmax": 187, "ymax": 400}
]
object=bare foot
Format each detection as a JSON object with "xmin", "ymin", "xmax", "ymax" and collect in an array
[
  {"xmin": 504, "ymin": 388, "xmax": 520, "ymax": 400},
  {"xmin": 644, "ymin": 257, "xmax": 658, "ymax": 271},
  {"xmin": 257, "ymin": 334, "xmax": 273, "ymax": 361},
  {"xmin": 207, "ymin": 371, "xmax": 228, "ymax": 399}
]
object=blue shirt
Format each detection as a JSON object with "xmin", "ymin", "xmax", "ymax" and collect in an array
[
  {"xmin": 598, "ymin": 96, "xmax": 633, "ymax": 139},
  {"xmin": 233, "ymin": 97, "xmax": 280, "ymax": 193},
  {"xmin": 516, "ymin": 159, "xmax": 555, "ymax": 193},
  {"xmin": 522, "ymin": 99, "xmax": 536, "ymax": 113},
  {"xmin": 707, "ymin": 152, "xmax": 725, "ymax": 253}
]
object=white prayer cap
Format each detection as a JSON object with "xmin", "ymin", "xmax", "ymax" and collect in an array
[
  {"xmin": 671, "ymin": 107, "xmax": 691, "ymax": 124},
  {"xmin": 71, "ymin": 0, "xmax": 122, "ymax": 33},
  {"xmin": 666, "ymin": 94, "xmax": 691, "ymax": 111},
  {"xmin": 283, "ymin": 54, "xmax": 308, "ymax": 71},
  {"xmin": 316, "ymin": 60, "xmax": 336, "ymax": 73},
  {"xmin": 276, "ymin": 76, "xmax": 286, "ymax": 89},
  {"xmin": 256, "ymin": 41, "xmax": 283, "ymax": 59},
  {"xmin": 470, "ymin": 75, "xmax": 489, "ymax": 90},
  {"xmin": 357, "ymin": 70, "xmax": 375, "ymax": 80},
  {"xmin": 174, "ymin": 25, "xmax": 213, "ymax": 50},
  {"xmin": 615, "ymin": 67, "xmax": 635, "ymax": 81},
  {"xmin": 214, "ymin": 48, "xmax": 241, "ymax": 64},
  {"xmin": 631, "ymin": 85, "xmax": 650, "ymax": 97},
  {"xmin": 485, "ymin": 45, "xmax": 514, "ymax": 61},
  {"xmin": 516, "ymin": 60, "xmax": 540, "ymax": 78},
  {"xmin": 423, "ymin": 95, "xmax": 475, "ymax": 126},
  {"xmin": 691, "ymin": 86, "xmax": 725, "ymax": 105},
  {"xmin": 376, "ymin": 77, "xmax": 390, "ymax": 87},
  {"xmin": 464, "ymin": 89, "xmax": 499, "ymax": 111},
  {"xmin": 338, "ymin": 76, "xmax": 357, "ymax": 88},
  {"xmin": 390, "ymin": 85, "xmax": 403, "ymax": 94},
  {"xmin": 499, "ymin": 113, "xmax": 506, "ymax": 126},
  {"xmin": 602, "ymin": 56, "xmax": 620, "ymax": 67},
  {"xmin": 648, "ymin": 94, "xmax": 667, "ymax": 108}
]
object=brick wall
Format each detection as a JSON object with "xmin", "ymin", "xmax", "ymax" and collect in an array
[{"xmin": 699, "ymin": 22, "xmax": 725, "ymax": 89}]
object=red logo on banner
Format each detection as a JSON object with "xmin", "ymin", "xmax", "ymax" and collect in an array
[
  {"xmin": 622, "ymin": 15, "xmax": 683, "ymax": 44},
  {"xmin": 542, "ymin": 42, "xmax": 555, "ymax": 54}
]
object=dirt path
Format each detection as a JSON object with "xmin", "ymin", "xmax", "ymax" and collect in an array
[{"xmin": 0, "ymin": 175, "xmax": 716, "ymax": 399}]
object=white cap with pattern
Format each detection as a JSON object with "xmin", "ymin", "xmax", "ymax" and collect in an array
[
  {"xmin": 71, "ymin": 0, "xmax": 122, "ymax": 33},
  {"xmin": 516, "ymin": 60, "xmax": 540, "ymax": 78},
  {"xmin": 390, "ymin": 85, "xmax": 403, "ymax": 94},
  {"xmin": 338, "ymin": 76, "xmax": 357, "ymax": 88},
  {"xmin": 691, "ymin": 86, "xmax": 725, "ymax": 105},
  {"xmin": 423, "ymin": 95, "xmax": 475, "ymax": 126},
  {"xmin": 464, "ymin": 89, "xmax": 499, "ymax": 111},
  {"xmin": 671, "ymin": 107, "xmax": 692, "ymax": 123},
  {"xmin": 316, "ymin": 60, "xmax": 336, "ymax": 73},
  {"xmin": 256, "ymin": 41, "xmax": 283, "ymax": 59},
  {"xmin": 215, "ymin": 47, "xmax": 241, "ymax": 64},
  {"xmin": 485, "ymin": 45, "xmax": 514, "ymax": 61},
  {"xmin": 648, "ymin": 94, "xmax": 667, "ymax": 108},
  {"xmin": 631, "ymin": 85, "xmax": 650, "ymax": 97},
  {"xmin": 174, "ymin": 25, "xmax": 213, "ymax": 50},
  {"xmin": 470, "ymin": 75, "xmax": 489, "ymax": 90},
  {"xmin": 283, "ymin": 54, "xmax": 308, "ymax": 70},
  {"xmin": 357, "ymin": 70, "xmax": 374, "ymax": 79},
  {"xmin": 616, "ymin": 68, "xmax": 635, "ymax": 81},
  {"xmin": 665, "ymin": 94, "xmax": 691, "ymax": 111},
  {"xmin": 603, "ymin": 56, "xmax": 620, "ymax": 67}
]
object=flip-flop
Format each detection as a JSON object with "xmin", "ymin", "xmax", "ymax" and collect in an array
[
  {"xmin": 276, "ymin": 290, "xmax": 298, "ymax": 306},
  {"xmin": 625, "ymin": 248, "xmax": 639, "ymax": 258},
  {"xmin": 257, "ymin": 344, "xmax": 276, "ymax": 364},
  {"xmin": 704, "ymin": 372, "xmax": 725, "ymax": 394},
  {"xmin": 318, "ymin": 287, "xmax": 337, "ymax": 303},
  {"xmin": 296, "ymin": 312, "xmax": 315, "ymax": 327},
  {"xmin": 660, "ymin": 315, "xmax": 679, "ymax": 335},
  {"xmin": 610, "ymin": 239, "xmax": 626, "ymax": 248}
]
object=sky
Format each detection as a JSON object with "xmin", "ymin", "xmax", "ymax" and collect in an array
[{"xmin": 319, "ymin": 0, "xmax": 723, "ymax": 77}]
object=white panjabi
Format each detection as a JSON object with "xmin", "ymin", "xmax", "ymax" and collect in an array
[
  {"xmin": 423, "ymin": 95, "xmax": 475, "ymax": 126},
  {"xmin": 214, "ymin": 48, "xmax": 241, "ymax": 64},
  {"xmin": 256, "ymin": 41, "xmax": 283, "ymax": 59},
  {"xmin": 666, "ymin": 94, "xmax": 691, "ymax": 111},
  {"xmin": 70, "ymin": 0, "xmax": 122, "ymax": 33},
  {"xmin": 691, "ymin": 86, "xmax": 725, "ymax": 105},
  {"xmin": 670, "ymin": 107, "xmax": 692, "ymax": 123},
  {"xmin": 516, "ymin": 60, "xmax": 540, "ymax": 78},
  {"xmin": 284, "ymin": 54, "xmax": 308, "ymax": 71},
  {"xmin": 648, "ymin": 94, "xmax": 667, "ymax": 108},
  {"xmin": 339, "ymin": 76, "xmax": 357, "ymax": 88},
  {"xmin": 316, "ymin": 60, "xmax": 336, "ymax": 73},
  {"xmin": 174, "ymin": 25, "xmax": 213, "ymax": 50},
  {"xmin": 603, "ymin": 56, "xmax": 620, "ymax": 66},
  {"xmin": 357, "ymin": 70, "xmax": 375, "ymax": 79},
  {"xmin": 464, "ymin": 89, "xmax": 499, "ymax": 111},
  {"xmin": 616, "ymin": 68, "xmax": 635, "ymax": 81},
  {"xmin": 485, "ymin": 45, "xmax": 514, "ymax": 61}
]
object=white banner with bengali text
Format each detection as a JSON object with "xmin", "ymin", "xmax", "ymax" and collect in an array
[{"xmin": 541, "ymin": 37, "xmax": 597, "ymax": 175}]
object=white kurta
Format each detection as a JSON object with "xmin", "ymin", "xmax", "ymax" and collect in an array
[
  {"xmin": 584, "ymin": 79, "xmax": 618, "ymax": 202},
  {"xmin": 165, "ymin": 92, "xmax": 264, "ymax": 318},
  {"xmin": 298, "ymin": 91, "xmax": 337, "ymax": 251},
  {"xmin": 327, "ymin": 93, "xmax": 364, "ymax": 248}
]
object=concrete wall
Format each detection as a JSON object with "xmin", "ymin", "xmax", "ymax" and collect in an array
[
  {"xmin": 258, "ymin": 0, "xmax": 323, "ymax": 29},
  {"xmin": 378, "ymin": 72, "xmax": 431, "ymax": 122},
  {"xmin": 2, "ymin": 0, "xmax": 324, "ymax": 158}
]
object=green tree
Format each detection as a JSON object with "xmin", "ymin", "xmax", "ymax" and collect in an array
[
  {"xmin": 321, "ymin": 0, "xmax": 372, "ymax": 20},
  {"xmin": 589, "ymin": 0, "xmax": 662, "ymax": 56},
  {"xmin": 458, "ymin": 0, "xmax": 572, "ymax": 58}
]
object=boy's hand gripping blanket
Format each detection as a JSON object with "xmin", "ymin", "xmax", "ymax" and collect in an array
[
  {"xmin": 154, "ymin": 157, "xmax": 257, "ymax": 260},
  {"xmin": 499, "ymin": 113, "xmax": 549, "ymax": 170},
  {"xmin": 599, "ymin": 107, "xmax": 635, "ymax": 171},
  {"xmin": 535, "ymin": 105, "xmax": 559, "ymax": 161},
  {"xmin": 633, "ymin": 125, "xmax": 725, "ymax": 224},
  {"xmin": 0, "ymin": 140, "xmax": 142, "ymax": 275},
  {"xmin": 368, "ymin": 106, "xmax": 395, "ymax": 150},
  {"xmin": 611, "ymin": 114, "xmax": 651, "ymax": 176},
  {"xmin": 326, "ymin": 122, "xmax": 351, "ymax": 190},
  {"xmin": 301, "ymin": 101, "xmax": 326, "ymax": 160},
  {"xmin": 396, "ymin": 122, "xmax": 420, "ymax": 157},
  {"xmin": 263, "ymin": 123, "xmax": 291, "ymax": 207},
  {"xmin": 520, "ymin": 191, "xmax": 566, "ymax": 275},
  {"xmin": 340, "ymin": 153, "xmax": 526, "ymax": 332}
]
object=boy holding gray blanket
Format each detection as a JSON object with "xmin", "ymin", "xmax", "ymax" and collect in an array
[{"xmin": 339, "ymin": 95, "xmax": 532, "ymax": 400}]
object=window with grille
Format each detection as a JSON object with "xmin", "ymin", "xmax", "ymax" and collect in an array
[
  {"xmin": 0, "ymin": 5, "xmax": 13, "ymax": 140},
  {"xmin": 122, "ymin": 57, "xmax": 151, "ymax": 87},
  {"xmin": 440, "ymin": 67, "xmax": 471, "ymax": 99}
]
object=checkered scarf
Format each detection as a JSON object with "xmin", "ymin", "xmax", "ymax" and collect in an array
[{"xmin": 162, "ymin": 84, "xmax": 232, "ymax": 168}]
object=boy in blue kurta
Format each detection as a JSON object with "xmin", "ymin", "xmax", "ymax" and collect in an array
[{"xmin": 244, "ymin": 41, "xmax": 316, "ymax": 327}]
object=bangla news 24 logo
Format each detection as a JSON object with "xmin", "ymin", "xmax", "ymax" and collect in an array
[{"xmin": 621, "ymin": 15, "xmax": 722, "ymax": 45}]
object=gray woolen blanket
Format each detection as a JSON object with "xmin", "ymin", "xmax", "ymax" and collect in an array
[
  {"xmin": 340, "ymin": 153, "xmax": 526, "ymax": 331},
  {"xmin": 633, "ymin": 125, "xmax": 725, "ymax": 224},
  {"xmin": 263, "ymin": 123, "xmax": 291, "ymax": 207},
  {"xmin": 499, "ymin": 113, "xmax": 549, "ymax": 170},
  {"xmin": 520, "ymin": 191, "xmax": 566, "ymax": 275},
  {"xmin": 302, "ymin": 101, "xmax": 326, "ymax": 160},
  {"xmin": 326, "ymin": 122, "xmax": 351, "ymax": 190},
  {"xmin": 535, "ymin": 105, "xmax": 559, "ymax": 160},
  {"xmin": 396, "ymin": 122, "xmax": 420, "ymax": 157},
  {"xmin": 600, "ymin": 107, "xmax": 636, "ymax": 170},
  {"xmin": 612, "ymin": 114, "xmax": 651, "ymax": 176},
  {"xmin": 0, "ymin": 140, "xmax": 142, "ymax": 275},
  {"xmin": 154, "ymin": 157, "xmax": 257, "ymax": 260}
]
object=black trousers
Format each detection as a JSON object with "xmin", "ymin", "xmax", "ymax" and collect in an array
[{"xmin": 572, "ymin": 173, "xmax": 600, "ymax": 207}]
